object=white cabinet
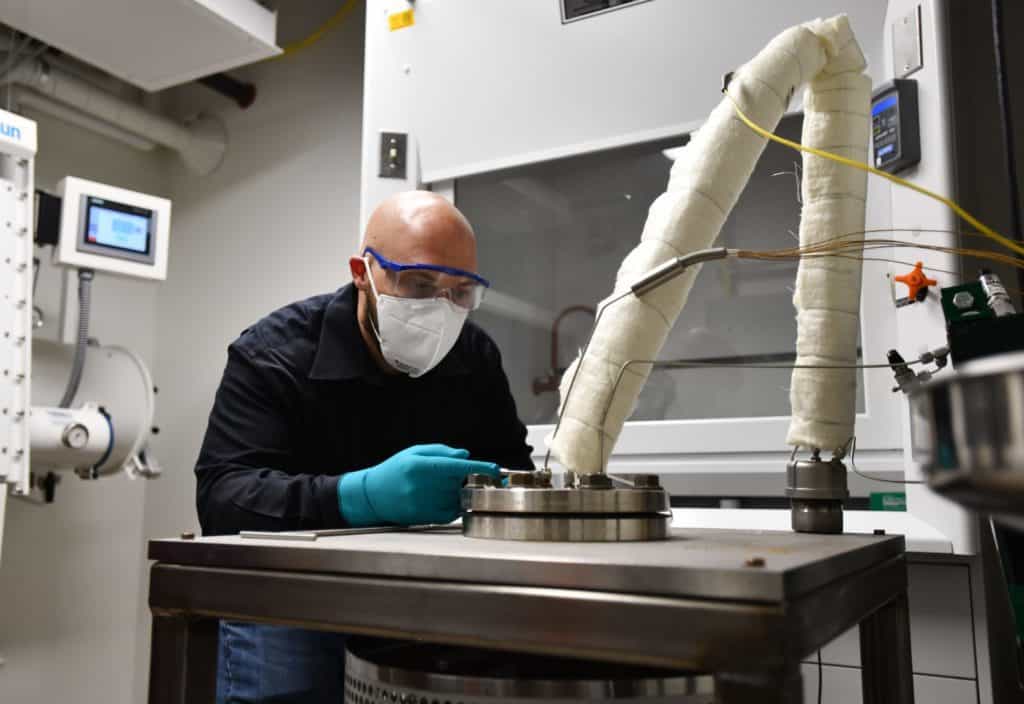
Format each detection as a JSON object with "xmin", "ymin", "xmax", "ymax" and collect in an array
[
  {"xmin": 801, "ymin": 664, "xmax": 979, "ymax": 704},
  {"xmin": 814, "ymin": 563, "xmax": 976, "ymax": 678},
  {"xmin": 800, "ymin": 560, "xmax": 985, "ymax": 703}
]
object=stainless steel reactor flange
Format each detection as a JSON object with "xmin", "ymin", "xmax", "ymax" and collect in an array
[
  {"xmin": 344, "ymin": 637, "xmax": 715, "ymax": 703},
  {"xmin": 461, "ymin": 471, "xmax": 672, "ymax": 542}
]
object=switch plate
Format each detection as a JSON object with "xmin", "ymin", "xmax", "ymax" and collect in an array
[
  {"xmin": 892, "ymin": 5, "xmax": 923, "ymax": 78},
  {"xmin": 378, "ymin": 132, "xmax": 408, "ymax": 179}
]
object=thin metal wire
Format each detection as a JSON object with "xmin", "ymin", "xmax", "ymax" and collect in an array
[
  {"xmin": 541, "ymin": 288, "xmax": 632, "ymax": 471},
  {"xmin": 849, "ymin": 435, "xmax": 923, "ymax": 485},
  {"xmin": 817, "ymin": 649, "xmax": 823, "ymax": 704}
]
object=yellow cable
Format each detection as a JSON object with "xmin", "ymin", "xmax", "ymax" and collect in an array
[
  {"xmin": 724, "ymin": 92, "xmax": 1024, "ymax": 258},
  {"xmin": 272, "ymin": 0, "xmax": 359, "ymax": 60}
]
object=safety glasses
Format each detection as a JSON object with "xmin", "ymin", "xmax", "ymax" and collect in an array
[{"xmin": 364, "ymin": 247, "xmax": 490, "ymax": 310}]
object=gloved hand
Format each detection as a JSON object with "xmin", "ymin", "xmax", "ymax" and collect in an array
[{"xmin": 337, "ymin": 444, "xmax": 500, "ymax": 527}]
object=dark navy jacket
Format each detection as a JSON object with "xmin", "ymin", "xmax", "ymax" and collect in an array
[{"xmin": 195, "ymin": 284, "xmax": 533, "ymax": 536}]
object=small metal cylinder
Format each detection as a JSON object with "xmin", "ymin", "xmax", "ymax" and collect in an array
[
  {"xmin": 786, "ymin": 456, "xmax": 850, "ymax": 534},
  {"xmin": 979, "ymin": 270, "xmax": 1017, "ymax": 317}
]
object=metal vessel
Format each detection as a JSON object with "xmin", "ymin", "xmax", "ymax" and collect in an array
[
  {"xmin": 344, "ymin": 637, "xmax": 715, "ymax": 703},
  {"xmin": 911, "ymin": 350, "xmax": 1024, "ymax": 530},
  {"xmin": 461, "ymin": 471, "xmax": 672, "ymax": 542}
]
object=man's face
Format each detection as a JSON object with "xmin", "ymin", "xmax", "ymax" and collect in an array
[{"xmin": 351, "ymin": 192, "xmax": 481, "ymax": 310}]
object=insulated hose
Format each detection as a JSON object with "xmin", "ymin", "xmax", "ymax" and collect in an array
[{"xmin": 58, "ymin": 268, "xmax": 94, "ymax": 408}]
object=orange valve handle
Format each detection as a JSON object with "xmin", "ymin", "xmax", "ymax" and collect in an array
[{"xmin": 894, "ymin": 262, "xmax": 938, "ymax": 301}]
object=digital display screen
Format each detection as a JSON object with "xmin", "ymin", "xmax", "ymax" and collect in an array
[
  {"xmin": 872, "ymin": 94, "xmax": 898, "ymax": 117},
  {"xmin": 83, "ymin": 196, "xmax": 152, "ymax": 255},
  {"xmin": 562, "ymin": 0, "xmax": 649, "ymax": 22},
  {"xmin": 872, "ymin": 91, "xmax": 901, "ymax": 167}
]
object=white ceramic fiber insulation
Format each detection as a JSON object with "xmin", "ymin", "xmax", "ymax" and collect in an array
[
  {"xmin": 547, "ymin": 15, "xmax": 869, "ymax": 472},
  {"xmin": 787, "ymin": 70, "xmax": 871, "ymax": 452}
]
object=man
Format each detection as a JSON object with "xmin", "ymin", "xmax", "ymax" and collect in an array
[{"xmin": 195, "ymin": 190, "xmax": 533, "ymax": 703}]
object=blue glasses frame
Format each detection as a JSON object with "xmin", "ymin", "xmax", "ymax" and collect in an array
[{"xmin": 364, "ymin": 247, "xmax": 491, "ymax": 288}]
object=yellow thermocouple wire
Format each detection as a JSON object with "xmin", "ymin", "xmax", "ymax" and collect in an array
[
  {"xmin": 724, "ymin": 91, "xmax": 1024, "ymax": 258},
  {"xmin": 272, "ymin": 0, "xmax": 359, "ymax": 59}
]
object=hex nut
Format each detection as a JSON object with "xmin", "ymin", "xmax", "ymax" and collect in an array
[
  {"xmin": 952, "ymin": 291, "xmax": 975, "ymax": 310},
  {"xmin": 632, "ymin": 474, "xmax": 662, "ymax": 489},
  {"xmin": 578, "ymin": 473, "xmax": 613, "ymax": 490}
]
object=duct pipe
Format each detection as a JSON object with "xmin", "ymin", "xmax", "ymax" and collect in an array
[
  {"xmin": 13, "ymin": 89, "xmax": 158, "ymax": 151},
  {"xmin": 7, "ymin": 59, "xmax": 225, "ymax": 175},
  {"xmin": 198, "ymin": 72, "xmax": 256, "ymax": 109}
]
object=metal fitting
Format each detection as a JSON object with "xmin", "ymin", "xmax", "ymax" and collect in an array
[
  {"xmin": 507, "ymin": 472, "xmax": 536, "ymax": 488},
  {"xmin": 632, "ymin": 474, "xmax": 662, "ymax": 489},
  {"xmin": 578, "ymin": 473, "xmax": 613, "ymax": 490},
  {"xmin": 465, "ymin": 473, "xmax": 495, "ymax": 488},
  {"xmin": 786, "ymin": 455, "xmax": 849, "ymax": 534},
  {"xmin": 952, "ymin": 291, "xmax": 975, "ymax": 310},
  {"xmin": 979, "ymin": 270, "xmax": 1017, "ymax": 317}
]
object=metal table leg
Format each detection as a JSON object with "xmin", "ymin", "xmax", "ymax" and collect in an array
[
  {"xmin": 715, "ymin": 664, "xmax": 803, "ymax": 703},
  {"xmin": 148, "ymin": 613, "xmax": 219, "ymax": 704},
  {"xmin": 859, "ymin": 593, "xmax": 915, "ymax": 704}
]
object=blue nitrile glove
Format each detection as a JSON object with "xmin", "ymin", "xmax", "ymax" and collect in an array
[{"xmin": 337, "ymin": 444, "xmax": 501, "ymax": 527}]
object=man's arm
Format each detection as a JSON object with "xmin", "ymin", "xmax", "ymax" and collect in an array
[{"xmin": 195, "ymin": 344, "xmax": 343, "ymax": 535}]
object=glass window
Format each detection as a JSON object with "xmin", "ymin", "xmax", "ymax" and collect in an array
[{"xmin": 459, "ymin": 115, "xmax": 864, "ymax": 427}]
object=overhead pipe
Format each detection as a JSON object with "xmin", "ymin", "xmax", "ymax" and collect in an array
[
  {"xmin": 7, "ymin": 59, "xmax": 226, "ymax": 175},
  {"xmin": 13, "ymin": 89, "xmax": 158, "ymax": 151}
]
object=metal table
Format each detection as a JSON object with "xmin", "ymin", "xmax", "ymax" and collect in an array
[{"xmin": 147, "ymin": 527, "xmax": 914, "ymax": 703}]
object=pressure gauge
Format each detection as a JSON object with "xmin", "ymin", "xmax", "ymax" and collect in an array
[{"xmin": 61, "ymin": 423, "xmax": 90, "ymax": 450}]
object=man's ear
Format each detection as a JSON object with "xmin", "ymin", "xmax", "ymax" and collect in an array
[{"xmin": 349, "ymin": 256, "xmax": 368, "ymax": 290}]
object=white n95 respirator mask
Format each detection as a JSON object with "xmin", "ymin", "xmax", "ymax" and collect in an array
[{"xmin": 365, "ymin": 263, "xmax": 468, "ymax": 378}]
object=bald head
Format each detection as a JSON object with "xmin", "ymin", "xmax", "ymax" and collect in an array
[{"xmin": 361, "ymin": 191, "xmax": 478, "ymax": 273}]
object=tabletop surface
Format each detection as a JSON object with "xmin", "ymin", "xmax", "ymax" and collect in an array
[{"xmin": 149, "ymin": 527, "xmax": 903, "ymax": 603}]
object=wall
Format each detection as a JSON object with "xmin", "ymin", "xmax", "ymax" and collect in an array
[
  {"xmin": 360, "ymin": 0, "xmax": 889, "ymax": 214},
  {"xmin": 0, "ymin": 111, "xmax": 171, "ymax": 703},
  {"xmin": 132, "ymin": 2, "xmax": 366, "ymax": 701}
]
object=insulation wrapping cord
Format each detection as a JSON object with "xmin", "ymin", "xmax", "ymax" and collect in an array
[{"xmin": 58, "ymin": 268, "xmax": 94, "ymax": 408}]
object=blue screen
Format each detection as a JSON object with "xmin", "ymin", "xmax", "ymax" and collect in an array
[
  {"xmin": 85, "ymin": 201, "xmax": 151, "ymax": 254},
  {"xmin": 872, "ymin": 94, "xmax": 898, "ymax": 116}
]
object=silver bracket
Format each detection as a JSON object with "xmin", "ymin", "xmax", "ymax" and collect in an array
[{"xmin": 893, "ymin": 5, "xmax": 924, "ymax": 78}]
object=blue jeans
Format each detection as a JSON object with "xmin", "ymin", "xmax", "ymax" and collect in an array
[{"xmin": 216, "ymin": 621, "xmax": 348, "ymax": 703}]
